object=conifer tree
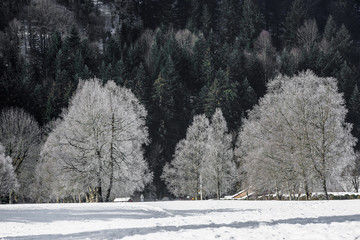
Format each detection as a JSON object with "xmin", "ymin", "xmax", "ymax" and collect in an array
[
  {"xmin": 336, "ymin": 61, "xmax": 355, "ymax": 100},
  {"xmin": 279, "ymin": 49, "xmax": 297, "ymax": 76},
  {"xmin": 133, "ymin": 63, "xmax": 148, "ymax": 105},
  {"xmin": 113, "ymin": 59, "xmax": 126, "ymax": 86},
  {"xmin": 349, "ymin": 85, "xmax": 360, "ymax": 149},
  {"xmin": 64, "ymin": 26, "xmax": 81, "ymax": 53},
  {"xmin": 201, "ymin": 4, "xmax": 212, "ymax": 36},
  {"xmin": 188, "ymin": 0, "xmax": 203, "ymax": 31},
  {"xmin": 323, "ymin": 15, "xmax": 337, "ymax": 44},
  {"xmin": 240, "ymin": 78, "xmax": 257, "ymax": 112},
  {"xmin": 239, "ymin": 0, "xmax": 264, "ymax": 49},
  {"xmin": 218, "ymin": 0, "xmax": 241, "ymax": 43},
  {"xmin": 283, "ymin": 0, "xmax": 307, "ymax": 47}
]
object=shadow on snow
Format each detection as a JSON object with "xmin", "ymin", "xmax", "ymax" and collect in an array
[{"xmin": 5, "ymin": 214, "xmax": 360, "ymax": 240}]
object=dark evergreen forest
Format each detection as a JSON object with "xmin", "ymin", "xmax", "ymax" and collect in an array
[{"xmin": 1, "ymin": 0, "xmax": 360, "ymax": 198}]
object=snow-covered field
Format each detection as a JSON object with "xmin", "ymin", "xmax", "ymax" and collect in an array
[{"xmin": 1, "ymin": 200, "xmax": 360, "ymax": 240}]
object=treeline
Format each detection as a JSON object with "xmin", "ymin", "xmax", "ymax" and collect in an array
[{"xmin": 1, "ymin": 0, "xmax": 360, "ymax": 198}]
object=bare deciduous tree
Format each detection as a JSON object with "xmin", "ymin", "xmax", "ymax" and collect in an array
[
  {"xmin": 0, "ymin": 143, "xmax": 18, "ymax": 200},
  {"xmin": 297, "ymin": 19, "xmax": 319, "ymax": 54},
  {"xmin": 254, "ymin": 30, "xmax": 277, "ymax": 82},
  {"xmin": 0, "ymin": 107, "xmax": 41, "ymax": 202},
  {"xmin": 39, "ymin": 78, "xmax": 151, "ymax": 202},
  {"xmin": 238, "ymin": 71, "xmax": 356, "ymax": 200},
  {"xmin": 162, "ymin": 109, "xmax": 237, "ymax": 200}
]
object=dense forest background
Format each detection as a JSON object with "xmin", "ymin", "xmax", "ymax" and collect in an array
[{"xmin": 1, "ymin": 0, "xmax": 360, "ymax": 198}]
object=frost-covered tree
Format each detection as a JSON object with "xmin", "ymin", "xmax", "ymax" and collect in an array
[
  {"xmin": 341, "ymin": 151, "xmax": 360, "ymax": 193},
  {"xmin": 0, "ymin": 143, "xmax": 18, "ymax": 200},
  {"xmin": 254, "ymin": 30, "xmax": 277, "ymax": 83},
  {"xmin": 207, "ymin": 109, "xmax": 237, "ymax": 199},
  {"xmin": 0, "ymin": 108, "xmax": 42, "ymax": 202},
  {"xmin": 238, "ymin": 71, "xmax": 356, "ymax": 200},
  {"xmin": 39, "ymin": 78, "xmax": 151, "ymax": 202},
  {"xmin": 163, "ymin": 109, "xmax": 237, "ymax": 200},
  {"xmin": 162, "ymin": 114, "xmax": 210, "ymax": 200}
]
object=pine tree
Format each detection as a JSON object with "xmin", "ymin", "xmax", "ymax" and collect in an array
[
  {"xmin": 64, "ymin": 26, "xmax": 81, "ymax": 53},
  {"xmin": 113, "ymin": 59, "xmax": 126, "ymax": 86},
  {"xmin": 336, "ymin": 61, "xmax": 355, "ymax": 100},
  {"xmin": 104, "ymin": 37, "xmax": 121, "ymax": 65},
  {"xmin": 188, "ymin": 0, "xmax": 203, "ymax": 31},
  {"xmin": 283, "ymin": 0, "xmax": 307, "ymax": 47},
  {"xmin": 133, "ymin": 63, "xmax": 148, "ymax": 105},
  {"xmin": 201, "ymin": 4, "xmax": 212, "ymax": 36},
  {"xmin": 191, "ymin": 35, "xmax": 208, "ymax": 91},
  {"xmin": 81, "ymin": 65, "xmax": 92, "ymax": 80},
  {"xmin": 159, "ymin": 0, "xmax": 173, "ymax": 27},
  {"xmin": 241, "ymin": 77, "xmax": 257, "ymax": 112},
  {"xmin": 45, "ymin": 31, "xmax": 62, "ymax": 77},
  {"xmin": 201, "ymin": 46, "xmax": 213, "ymax": 86},
  {"xmin": 74, "ymin": 50, "xmax": 85, "ymax": 81},
  {"xmin": 279, "ymin": 49, "xmax": 297, "ymax": 76},
  {"xmin": 349, "ymin": 85, "xmax": 360, "ymax": 148},
  {"xmin": 239, "ymin": 0, "xmax": 264, "ymax": 49},
  {"xmin": 331, "ymin": 24, "xmax": 353, "ymax": 59},
  {"xmin": 173, "ymin": 0, "xmax": 190, "ymax": 29},
  {"xmin": 100, "ymin": 61, "xmax": 110, "ymax": 83},
  {"xmin": 153, "ymin": 56, "xmax": 181, "ymax": 123},
  {"xmin": 204, "ymin": 72, "xmax": 222, "ymax": 118},
  {"xmin": 218, "ymin": 0, "xmax": 241, "ymax": 43},
  {"xmin": 323, "ymin": 15, "xmax": 337, "ymax": 43}
]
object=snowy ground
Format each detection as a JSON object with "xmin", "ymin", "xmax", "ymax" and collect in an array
[{"xmin": 1, "ymin": 200, "xmax": 360, "ymax": 240}]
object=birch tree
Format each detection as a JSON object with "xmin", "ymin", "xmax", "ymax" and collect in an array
[{"xmin": 239, "ymin": 71, "xmax": 356, "ymax": 199}]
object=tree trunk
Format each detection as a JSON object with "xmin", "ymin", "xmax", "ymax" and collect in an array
[
  {"xmin": 96, "ymin": 150, "xmax": 103, "ymax": 202},
  {"xmin": 105, "ymin": 164, "xmax": 114, "ymax": 202},
  {"xmin": 199, "ymin": 174, "xmax": 203, "ymax": 200},
  {"xmin": 322, "ymin": 177, "xmax": 329, "ymax": 200},
  {"xmin": 9, "ymin": 191, "xmax": 14, "ymax": 204},
  {"xmin": 304, "ymin": 181, "xmax": 311, "ymax": 200},
  {"xmin": 96, "ymin": 186, "xmax": 102, "ymax": 202},
  {"xmin": 352, "ymin": 176, "xmax": 359, "ymax": 193},
  {"xmin": 216, "ymin": 173, "xmax": 220, "ymax": 200},
  {"xmin": 105, "ymin": 113, "xmax": 115, "ymax": 202}
]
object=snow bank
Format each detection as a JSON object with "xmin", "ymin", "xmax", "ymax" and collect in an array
[{"xmin": 1, "ymin": 200, "xmax": 360, "ymax": 239}]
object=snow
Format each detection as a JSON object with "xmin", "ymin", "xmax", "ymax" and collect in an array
[{"xmin": 1, "ymin": 200, "xmax": 360, "ymax": 239}]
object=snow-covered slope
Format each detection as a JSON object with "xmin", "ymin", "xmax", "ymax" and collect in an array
[{"xmin": 1, "ymin": 200, "xmax": 360, "ymax": 239}]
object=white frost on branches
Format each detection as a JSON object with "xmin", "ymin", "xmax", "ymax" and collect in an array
[
  {"xmin": 38, "ymin": 79, "xmax": 151, "ymax": 202},
  {"xmin": 0, "ymin": 107, "xmax": 41, "ymax": 201},
  {"xmin": 0, "ymin": 143, "xmax": 18, "ymax": 198},
  {"xmin": 162, "ymin": 109, "xmax": 237, "ymax": 199},
  {"xmin": 238, "ymin": 70, "xmax": 356, "ymax": 199}
]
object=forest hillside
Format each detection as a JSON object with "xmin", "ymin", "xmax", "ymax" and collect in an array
[{"xmin": 1, "ymin": 0, "xmax": 360, "ymax": 201}]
